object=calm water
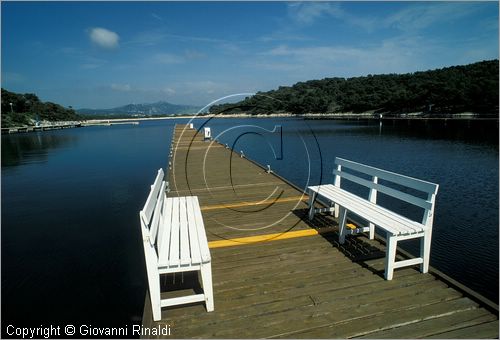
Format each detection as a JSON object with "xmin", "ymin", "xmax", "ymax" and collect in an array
[{"xmin": 2, "ymin": 117, "xmax": 498, "ymax": 334}]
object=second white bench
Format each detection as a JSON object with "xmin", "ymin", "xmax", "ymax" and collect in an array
[{"xmin": 308, "ymin": 157, "xmax": 439, "ymax": 280}]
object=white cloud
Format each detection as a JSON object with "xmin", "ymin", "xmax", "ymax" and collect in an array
[
  {"xmin": 152, "ymin": 53, "xmax": 184, "ymax": 64},
  {"xmin": 111, "ymin": 83, "xmax": 131, "ymax": 92},
  {"xmin": 287, "ymin": 2, "xmax": 343, "ymax": 25},
  {"xmin": 184, "ymin": 80, "xmax": 219, "ymax": 94},
  {"xmin": 151, "ymin": 13, "xmax": 163, "ymax": 21},
  {"xmin": 163, "ymin": 87, "xmax": 176, "ymax": 95},
  {"xmin": 81, "ymin": 63, "xmax": 101, "ymax": 70},
  {"xmin": 184, "ymin": 49, "xmax": 206, "ymax": 60},
  {"xmin": 89, "ymin": 27, "xmax": 119, "ymax": 49},
  {"xmin": 2, "ymin": 72, "xmax": 26, "ymax": 84},
  {"xmin": 264, "ymin": 45, "xmax": 292, "ymax": 56},
  {"xmin": 384, "ymin": 3, "xmax": 480, "ymax": 32},
  {"xmin": 256, "ymin": 36, "xmax": 435, "ymax": 78},
  {"xmin": 286, "ymin": 2, "xmax": 375, "ymax": 30},
  {"xmin": 80, "ymin": 56, "xmax": 107, "ymax": 70},
  {"xmin": 285, "ymin": 2, "xmax": 483, "ymax": 33}
]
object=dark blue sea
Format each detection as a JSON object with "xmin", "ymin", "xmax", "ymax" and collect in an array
[{"xmin": 2, "ymin": 117, "xmax": 498, "ymax": 335}]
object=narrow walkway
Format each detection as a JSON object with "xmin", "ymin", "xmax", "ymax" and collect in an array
[{"xmin": 142, "ymin": 124, "xmax": 498, "ymax": 338}]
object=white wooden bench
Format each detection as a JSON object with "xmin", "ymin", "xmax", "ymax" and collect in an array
[
  {"xmin": 308, "ymin": 157, "xmax": 439, "ymax": 280},
  {"xmin": 139, "ymin": 169, "xmax": 214, "ymax": 321}
]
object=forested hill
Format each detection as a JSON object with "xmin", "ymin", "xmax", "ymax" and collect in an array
[
  {"xmin": 210, "ymin": 60, "xmax": 499, "ymax": 116},
  {"xmin": 77, "ymin": 101, "xmax": 200, "ymax": 117},
  {"xmin": 1, "ymin": 88, "xmax": 79, "ymax": 127}
]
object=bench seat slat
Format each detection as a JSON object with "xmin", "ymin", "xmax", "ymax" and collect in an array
[
  {"xmin": 192, "ymin": 196, "xmax": 211, "ymax": 263},
  {"xmin": 311, "ymin": 184, "xmax": 424, "ymax": 235},
  {"xmin": 179, "ymin": 197, "xmax": 192, "ymax": 266},
  {"xmin": 157, "ymin": 196, "xmax": 170, "ymax": 255},
  {"xmin": 309, "ymin": 185, "xmax": 425, "ymax": 236},
  {"xmin": 158, "ymin": 197, "xmax": 174, "ymax": 267},
  {"xmin": 186, "ymin": 197, "xmax": 203, "ymax": 265},
  {"xmin": 168, "ymin": 197, "xmax": 181, "ymax": 267}
]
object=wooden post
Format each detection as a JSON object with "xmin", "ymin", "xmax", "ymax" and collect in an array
[
  {"xmin": 333, "ymin": 164, "xmax": 342, "ymax": 218},
  {"xmin": 385, "ymin": 233, "xmax": 397, "ymax": 280},
  {"xmin": 338, "ymin": 207, "xmax": 347, "ymax": 244},
  {"xmin": 420, "ymin": 192, "xmax": 436, "ymax": 273},
  {"xmin": 368, "ymin": 176, "xmax": 378, "ymax": 239},
  {"xmin": 201, "ymin": 263, "xmax": 214, "ymax": 312},
  {"xmin": 307, "ymin": 189, "xmax": 317, "ymax": 220}
]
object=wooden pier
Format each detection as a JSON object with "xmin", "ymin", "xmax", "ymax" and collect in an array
[
  {"xmin": 1, "ymin": 121, "xmax": 139, "ymax": 135},
  {"xmin": 81, "ymin": 121, "xmax": 140, "ymax": 127},
  {"xmin": 1, "ymin": 122, "xmax": 82, "ymax": 134},
  {"xmin": 141, "ymin": 124, "xmax": 498, "ymax": 338}
]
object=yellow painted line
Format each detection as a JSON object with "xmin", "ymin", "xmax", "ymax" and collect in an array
[
  {"xmin": 208, "ymin": 222, "xmax": 360, "ymax": 249},
  {"xmin": 170, "ymin": 181, "xmax": 284, "ymax": 194},
  {"xmin": 346, "ymin": 223, "xmax": 357, "ymax": 229},
  {"xmin": 201, "ymin": 196, "xmax": 308, "ymax": 211},
  {"xmin": 173, "ymin": 146, "xmax": 224, "ymax": 150},
  {"xmin": 208, "ymin": 228, "xmax": 335, "ymax": 249}
]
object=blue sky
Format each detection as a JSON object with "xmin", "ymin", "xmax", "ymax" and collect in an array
[{"xmin": 2, "ymin": 1, "xmax": 498, "ymax": 109}]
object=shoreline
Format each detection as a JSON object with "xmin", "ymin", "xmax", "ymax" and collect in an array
[
  {"xmin": 3, "ymin": 112, "xmax": 498, "ymax": 132},
  {"xmin": 84, "ymin": 111, "xmax": 498, "ymax": 123}
]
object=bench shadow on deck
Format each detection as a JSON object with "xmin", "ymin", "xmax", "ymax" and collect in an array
[{"xmin": 141, "ymin": 124, "xmax": 498, "ymax": 339}]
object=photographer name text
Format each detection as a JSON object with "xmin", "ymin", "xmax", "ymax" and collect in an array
[{"xmin": 6, "ymin": 324, "xmax": 172, "ymax": 338}]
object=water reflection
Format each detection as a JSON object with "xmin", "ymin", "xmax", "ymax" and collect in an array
[
  {"xmin": 2, "ymin": 132, "xmax": 79, "ymax": 167},
  {"xmin": 330, "ymin": 118, "xmax": 499, "ymax": 145},
  {"xmin": 1, "ymin": 118, "xmax": 498, "ymax": 330}
]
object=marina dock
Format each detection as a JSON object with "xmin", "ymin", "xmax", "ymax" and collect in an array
[
  {"xmin": 1, "ymin": 122, "xmax": 83, "ymax": 134},
  {"xmin": 141, "ymin": 123, "xmax": 498, "ymax": 338},
  {"xmin": 1, "ymin": 121, "xmax": 140, "ymax": 134}
]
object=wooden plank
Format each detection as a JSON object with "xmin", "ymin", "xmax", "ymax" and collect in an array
[
  {"xmin": 186, "ymin": 197, "xmax": 202, "ymax": 265},
  {"xmin": 427, "ymin": 320, "xmax": 499, "ymax": 339},
  {"xmin": 178, "ymin": 197, "xmax": 191, "ymax": 266},
  {"xmin": 166, "ymin": 264, "xmax": 428, "ymax": 322},
  {"xmin": 174, "ymin": 287, "xmax": 464, "ymax": 338},
  {"xmin": 192, "ymin": 196, "xmax": 211, "ymax": 263},
  {"xmin": 359, "ymin": 308, "xmax": 498, "ymax": 338},
  {"xmin": 278, "ymin": 297, "xmax": 476, "ymax": 339},
  {"xmin": 168, "ymin": 197, "xmax": 180, "ymax": 267},
  {"xmin": 157, "ymin": 198, "xmax": 173, "ymax": 267},
  {"xmin": 201, "ymin": 195, "xmax": 308, "ymax": 211}
]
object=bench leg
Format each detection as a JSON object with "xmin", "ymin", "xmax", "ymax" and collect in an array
[
  {"xmin": 420, "ymin": 230, "xmax": 432, "ymax": 274},
  {"xmin": 307, "ymin": 191, "xmax": 317, "ymax": 220},
  {"xmin": 338, "ymin": 207, "xmax": 347, "ymax": 244},
  {"xmin": 369, "ymin": 222, "xmax": 375, "ymax": 240},
  {"xmin": 201, "ymin": 263, "xmax": 214, "ymax": 312},
  {"xmin": 385, "ymin": 233, "xmax": 397, "ymax": 280},
  {"xmin": 149, "ymin": 274, "xmax": 162, "ymax": 321}
]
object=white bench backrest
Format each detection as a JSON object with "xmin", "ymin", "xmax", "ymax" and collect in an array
[
  {"xmin": 140, "ymin": 168, "xmax": 166, "ymax": 252},
  {"xmin": 333, "ymin": 157, "xmax": 439, "ymax": 225}
]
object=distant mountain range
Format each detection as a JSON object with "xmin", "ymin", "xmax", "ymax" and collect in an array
[{"xmin": 77, "ymin": 101, "xmax": 201, "ymax": 116}]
